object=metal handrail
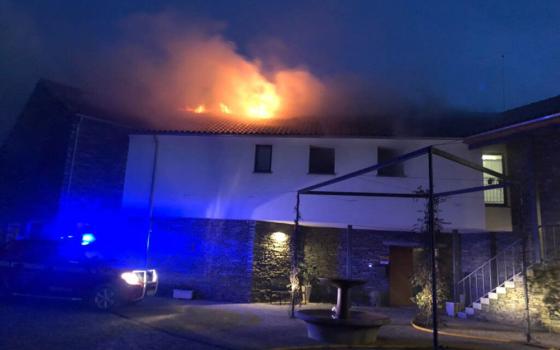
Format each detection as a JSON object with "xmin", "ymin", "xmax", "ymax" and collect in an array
[
  {"xmin": 456, "ymin": 238, "xmax": 521, "ymax": 285},
  {"xmin": 456, "ymin": 238, "xmax": 526, "ymax": 307},
  {"xmin": 456, "ymin": 225, "xmax": 560, "ymax": 309}
]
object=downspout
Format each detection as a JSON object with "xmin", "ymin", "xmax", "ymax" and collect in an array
[{"xmin": 146, "ymin": 135, "xmax": 159, "ymax": 267}]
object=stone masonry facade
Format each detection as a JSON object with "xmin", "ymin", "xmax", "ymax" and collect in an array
[
  {"xmin": 149, "ymin": 217, "xmax": 256, "ymax": 302},
  {"xmin": 145, "ymin": 217, "xmax": 523, "ymax": 306},
  {"xmin": 507, "ymin": 128, "xmax": 560, "ymax": 235}
]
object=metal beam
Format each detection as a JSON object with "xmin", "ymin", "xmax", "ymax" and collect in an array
[
  {"xmin": 303, "ymin": 190, "xmax": 428, "ymax": 198},
  {"xmin": 298, "ymin": 146, "xmax": 431, "ymax": 194},
  {"xmin": 431, "ymin": 147, "xmax": 510, "ymax": 180},
  {"xmin": 434, "ymin": 183, "xmax": 508, "ymax": 198}
]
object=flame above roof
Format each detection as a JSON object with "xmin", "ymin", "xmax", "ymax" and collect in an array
[{"xmin": 34, "ymin": 79, "xmax": 553, "ymax": 139}]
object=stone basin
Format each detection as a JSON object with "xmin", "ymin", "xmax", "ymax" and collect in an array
[{"xmin": 296, "ymin": 309, "xmax": 390, "ymax": 345}]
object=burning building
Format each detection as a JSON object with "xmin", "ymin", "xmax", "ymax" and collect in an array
[{"xmin": 1, "ymin": 78, "xmax": 558, "ymax": 329}]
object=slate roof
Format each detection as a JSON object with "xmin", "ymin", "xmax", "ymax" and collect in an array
[{"xmin": 34, "ymin": 79, "xmax": 560, "ymax": 139}]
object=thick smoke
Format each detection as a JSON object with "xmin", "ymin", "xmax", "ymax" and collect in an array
[
  {"xmin": 79, "ymin": 12, "xmax": 325, "ymax": 122},
  {"xmin": 73, "ymin": 10, "xmax": 459, "ymax": 128}
]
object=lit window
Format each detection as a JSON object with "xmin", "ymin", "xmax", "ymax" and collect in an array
[
  {"xmin": 309, "ymin": 146, "xmax": 335, "ymax": 174},
  {"xmin": 254, "ymin": 145, "xmax": 272, "ymax": 173},
  {"xmin": 377, "ymin": 147, "xmax": 404, "ymax": 177},
  {"xmin": 482, "ymin": 154, "xmax": 505, "ymax": 205}
]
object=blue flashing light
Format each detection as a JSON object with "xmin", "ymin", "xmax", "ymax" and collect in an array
[{"xmin": 81, "ymin": 233, "xmax": 96, "ymax": 246}]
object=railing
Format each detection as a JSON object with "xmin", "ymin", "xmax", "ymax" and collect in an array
[
  {"xmin": 540, "ymin": 224, "xmax": 560, "ymax": 262},
  {"xmin": 456, "ymin": 238, "xmax": 528, "ymax": 307},
  {"xmin": 456, "ymin": 225, "xmax": 559, "ymax": 308}
]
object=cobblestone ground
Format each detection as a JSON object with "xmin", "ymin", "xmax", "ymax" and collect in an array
[
  {"xmin": 1, "ymin": 297, "xmax": 558, "ymax": 350},
  {"xmin": 0, "ymin": 298, "xmax": 223, "ymax": 350}
]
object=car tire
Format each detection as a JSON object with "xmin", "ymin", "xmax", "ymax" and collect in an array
[{"xmin": 91, "ymin": 285, "xmax": 119, "ymax": 311}]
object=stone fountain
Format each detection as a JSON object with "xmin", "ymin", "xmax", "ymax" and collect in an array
[{"xmin": 296, "ymin": 277, "xmax": 390, "ymax": 345}]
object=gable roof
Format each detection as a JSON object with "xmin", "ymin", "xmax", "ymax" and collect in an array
[
  {"xmin": 31, "ymin": 79, "xmax": 510, "ymax": 139},
  {"xmin": 465, "ymin": 94, "xmax": 560, "ymax": 146}
]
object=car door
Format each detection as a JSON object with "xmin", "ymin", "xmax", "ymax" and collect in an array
[{"xmin": 47, "ymin": 241, "xmax": 92, "ymax": 298}]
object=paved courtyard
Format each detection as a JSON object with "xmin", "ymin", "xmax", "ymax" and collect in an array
[{"xmin": 1, "ymin": 296, "xmax": 558, "ymax": 350}]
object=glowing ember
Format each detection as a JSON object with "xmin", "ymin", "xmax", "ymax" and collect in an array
[
  {"xmin": 184, "ymin": 104, "xmax": 206, "ymax": 114},
  {"xmin": 219, "ymin": 102, "xmax": 232, "ymax": 114}
]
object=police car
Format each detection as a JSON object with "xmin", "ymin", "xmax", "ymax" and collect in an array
[{"xmin": 0, "ymin": 237, "xmax": 157, "ymax": 310}]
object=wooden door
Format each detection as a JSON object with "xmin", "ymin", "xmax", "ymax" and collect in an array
[{"xmin": 389, "ymin": 246, "xmax": 414, "ymax": 306}]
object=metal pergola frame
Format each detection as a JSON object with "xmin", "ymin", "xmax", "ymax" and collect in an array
[{"xmin": 290, "ymin": 145, "xmax": 512, "ymax": 350}]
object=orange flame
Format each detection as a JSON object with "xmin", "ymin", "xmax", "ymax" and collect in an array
[{"xmin": 171, "ymin": 34, "xmax": 323, "ymax": 120}]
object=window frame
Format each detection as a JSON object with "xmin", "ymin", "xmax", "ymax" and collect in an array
[
  {"xmin": 308, "ymin": 146, "xmax": 335, "ymax": 175},
  {"xmin": 376, "ymin": 147, "xmax": 405, "ymax": 177},
  {"xmin": 253, "ymin": 144, "xmax": 273, "ymax": 173},
  {"xmin": 482, "ymin": 153, "xmax": 508, "ymax": 207}
]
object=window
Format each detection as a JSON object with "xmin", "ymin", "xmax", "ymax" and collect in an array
[
  {"xmin": 377, "ymin": 147, "xmax": 404, "ymax": 177},
  {"xmin": 309, "ymin": 146, "xmax": 335, "ymax": 174},
  {"xmin": 254, "ymin": 145, "xmax": 272, "ymax": 173},
  {"xmin": 482, "ymin": 154, "xmax": 505, "ymax": 205}
]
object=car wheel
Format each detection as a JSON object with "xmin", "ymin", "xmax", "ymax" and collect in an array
[{"xmin": 92, "ymin": 285, "xmax": 118, "ymax": 311}]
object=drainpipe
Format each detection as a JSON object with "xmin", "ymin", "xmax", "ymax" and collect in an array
[{"xmin": 146, "ymin": 135, "xmax": 159, "ymax": 267}]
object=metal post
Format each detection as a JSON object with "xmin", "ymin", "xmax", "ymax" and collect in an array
[
  {"xmin": 346, "ymin": 225, "xmax": 352, "ymax": 278},
  {"xmin": 290, "ymin": 193, "xmax": 301, "ymax": 318},
  {"xmin": 428, "ymin": 148, "xmax": 439, "ymax": 349},
  {"xmin": 521, "ymin": 236, "xmax": 532, "ymax": 343},
  {"xmin": 451, "ymin": 230, "xmax": 461, "ymax": 301}
]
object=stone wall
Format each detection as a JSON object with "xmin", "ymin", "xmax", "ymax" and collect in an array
[
  {"xmin": 250, "ymin": 223, "xmax": 456, "ymax": 306},
  {"xmin": 475, "ymin": 266, "xmax": 560, "ymax": 333},
  {"xmin": 251, "ymin": 222, "xmax": 294, "ymax": 302},
  {"xmin": 58, "ymin": 117, "xmax": 130, "ymax": 221},
  {"xmin": 149, "ymin": 217, "xmax": 256, "ymax": 302},
  {"xmin": 507, "ymin": 128, "xmax": 560, "ymax": 233}
]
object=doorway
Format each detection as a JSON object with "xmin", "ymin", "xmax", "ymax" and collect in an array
[{"xmin": 389, "ymin": 246, "xmax": 414, "ymax": 306}]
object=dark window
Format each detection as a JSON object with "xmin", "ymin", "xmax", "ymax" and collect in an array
[
  {"xmin": 482, "ymin": 154, "xmax": 506, "ymax": 205},
  {"xmin": 254, "ymin": 145, "xmax": 272, "ymax": 173},
  {"xmin": 377, "ymin": 147, "xmax": 405, "ymax": 177},
  {"xmin": 309, "ymin": 146, "xmax": 335, "ymax": 174}
]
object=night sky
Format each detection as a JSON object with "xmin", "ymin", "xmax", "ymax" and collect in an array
[{"xmin": 2, "ymin": 0, "xmax": 560, "ymax": 138}]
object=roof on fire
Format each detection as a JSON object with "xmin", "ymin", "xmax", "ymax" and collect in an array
[{"xmin": 30, "ymin": 79, "xmax": 560, "ymax": 139}]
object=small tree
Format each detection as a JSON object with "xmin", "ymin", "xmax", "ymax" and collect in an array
[
  {"xmin": 288, "ymin": 261, "xmax": 318, "ymax": 305},
  {"xmin": 410, "ymin": 186, "xmax": 450, "ymax": 326}
]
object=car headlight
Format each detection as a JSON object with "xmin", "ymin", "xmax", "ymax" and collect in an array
[{"xmin": 121, "ymin": 272, "xmax": 142, "ymax": 285}]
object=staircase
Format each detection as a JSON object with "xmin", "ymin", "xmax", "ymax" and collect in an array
[{"xmin": 455, "ymin": 225, "xmax": 560, "ymax": 323}]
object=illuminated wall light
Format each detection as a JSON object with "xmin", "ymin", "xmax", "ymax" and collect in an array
[{"xmin": 271, "ymin": 231, "xmax": 288, "ymax": 243}]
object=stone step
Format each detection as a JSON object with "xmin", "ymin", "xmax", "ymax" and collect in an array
[
  {"xmin": 480, "ymin": 297, "xmax": 490, "ymax": 305},
  {"xmin": 504, "ymin": 281, "xmax": 516, "ymax": 288},
  {"xmin": 488, "ymin": 292, "xmax": 499, "ymax": 300},
  {"xmin": 473, "ymin": 302, "xmax": 482, "ymax": 310},
  {"xmin": 496, "ymin": 286, "xmax": 507, "ymax": 294},
  {"xmin": 513, "ymin": 275, "xmax": 524, "ymax": 283},
  {"xmin": 457, "ymin": 311, "xmax": 468, "ymax": 319},
  {"xmin": 466, "ymin": 307, "xmax": 475, "ymax": 315}
]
